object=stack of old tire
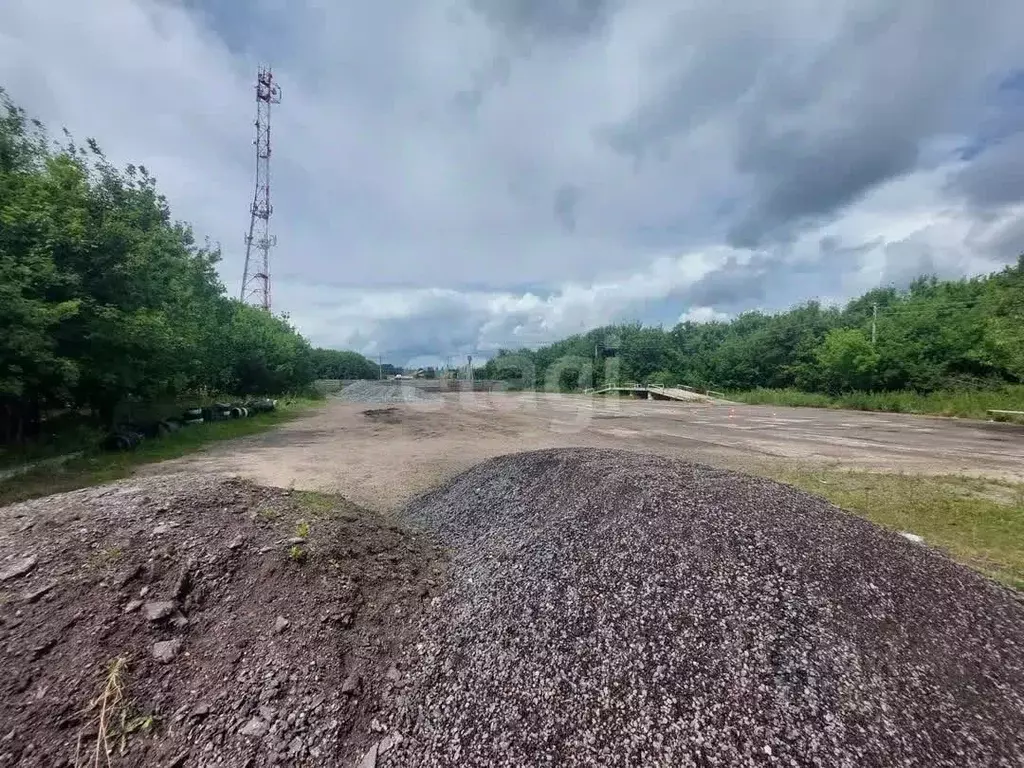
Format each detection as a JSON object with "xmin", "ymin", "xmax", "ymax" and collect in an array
[{"xmin": 100, "ymin": 398, "xmax": 277, "ymax": 452}]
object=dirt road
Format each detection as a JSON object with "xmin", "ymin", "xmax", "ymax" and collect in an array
[{"xmin": 141, "ymin": 393, "xmax": 1024, "ymax": 512}]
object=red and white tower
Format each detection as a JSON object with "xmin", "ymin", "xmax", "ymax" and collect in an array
[{"xmin": 240, "ymin": 65, "xmax": 282, "ymax": 311}]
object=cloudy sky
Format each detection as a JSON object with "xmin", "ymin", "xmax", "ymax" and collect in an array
[{"xmin": 3, "ymin": 1, "xmax": 1023, "ymax": 367}]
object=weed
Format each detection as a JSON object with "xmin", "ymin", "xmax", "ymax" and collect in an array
[
  {"xmin": 729, "ymin": 385, "xmax": 1024, "ymax": 420},
  {"xmin": 295, "ymin": 520, "xmax": 310, "ymax": 539},
  {"xmin": 288, "ymin": 544, "xmax": 307, "ymax": 563},
  {"xmin": 0, "ymin": 398, "xmax": 323, "ymax": 506},
  {"xmin": 75, "ymin": 656, "xmax": 127, "ymax": 768}
]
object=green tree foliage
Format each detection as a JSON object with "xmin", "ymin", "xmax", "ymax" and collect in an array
[
  {"xmin": 310, "ymin": 348, "xmax": 378, "ymax": 380},
  {"xmin": 815, "ymin": 329, "xmax": 879, "ymax": 393},
  {"xmin": 485, "ymin": 258, "xmax": 1024, "ymax": 395},
  {"xmin": 0, "ymin": 91, "xmax": 357, "ymax": 441}
]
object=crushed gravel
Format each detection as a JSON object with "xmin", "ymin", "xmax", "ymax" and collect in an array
[
  {"xmin": 338, "ymin": 381, "xmax": 436, "ymax": 404},
  {"xmin": 380, "ymin": 447, "xmax": 1024, "ymax": 767}
]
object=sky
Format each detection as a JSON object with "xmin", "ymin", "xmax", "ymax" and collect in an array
[{"xmin": 3, "ymin": 0, "xmax": 1024, "ymax": 368}]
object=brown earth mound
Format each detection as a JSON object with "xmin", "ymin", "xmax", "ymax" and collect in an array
[
  {"xmin": 382, "ymin": 448, "xmax": 1024, "ymax": 767},
  {"xmin": 0, "ymin": 476, "xmax": 446, "ymax": 767}
]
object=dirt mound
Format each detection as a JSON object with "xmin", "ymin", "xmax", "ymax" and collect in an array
[
  {"xmin": 0, "ymin": 476, "xmax": 446, "ymax": 767},
  {"xmin": 382, "ymin": 448, "xmax": 1024, "ymax": 767}
]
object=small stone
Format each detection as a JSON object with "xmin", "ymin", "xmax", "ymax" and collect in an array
[
  {"xmin": 191, "ymin": 702, "xmax": 212, "ymax": 718},
  {"xmin": 378, "ymin": 733, "xmax": 402, "ymax": 755},
  {"xmin": 385, "ymin": 665, "xmax": 401, "ymax": 683},
  {"xmin": 274, "ymin": 616, "xmax": 290, "ymax": 633},
  {"xmin": 239, "ymin": 717, "xmax": 268, "ymax": 738},
  {"xmin": 152, "ymin": 524, "xmax": 170, "ymax": 535},
  {"xmin": 309, "ymin": 693, "xmax": 326, "ymax": 710},
  {"xmin": 124, "ymin": 599, "xmax": 143, "ymax": 614},
  {"xmin": 369, "ymin": 718, "xmax": 386, "ymax": 734},
  {"xmin": 0, "ymin": 555, "xmax": 38, "ymax": 582},
  {"xmin": 144, "ymin": 601, "xmax": 176, "ymax": 622},
  {"xmin": 341, "ymin": 673, "xmax": 361, "ymax": 695},
  {"xmin": 228, "ymin": 534, "xmax": 244, "ymax": 550},
  {"xmin": 286, "ymin": 537, "xmax": 306, "ymax": 546},
  {"xmin": 152, "ymin": 639, "xmax": 182, "ymax": 664},
  {"xmin": 288, "ymin": 736, "xmax": 305, "ymax": 755},
  {"xmin": 899, "ymin": 531, "xmax": 925, "ymax": 544},
  {"xmin": 21, "ymin": 582, "xmax": 55, "ymax": 603},
  {"xmin": 357, "ymin": 743, "xmax": 378, "ymax": 768}
]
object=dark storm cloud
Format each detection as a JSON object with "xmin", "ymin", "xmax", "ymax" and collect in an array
[
  {"xmin": 553, "ymin": 183, "xmax": 582, "ymax": 232},
  {"xmin": 600, "ymin": 2, "xmax": 1020, "ymax": 247},
  {"xmin": 948, "ymin": 132, "xmax": 1024, "ymax": 211},
  {"xmin": 468, "ymin": 0, "xmax": 617, "ymax": 43}
]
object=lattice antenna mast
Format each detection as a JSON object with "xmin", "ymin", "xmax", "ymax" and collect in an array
[{"xmin": 240, "ymin": 65, "xmax": 282, "ymax": 311}]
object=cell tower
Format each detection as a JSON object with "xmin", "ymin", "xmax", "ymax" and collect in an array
[{"xmin": 240, "ymin": 65, "xmax": 282, "ymax": 311}]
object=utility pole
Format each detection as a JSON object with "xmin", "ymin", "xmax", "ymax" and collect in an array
[
  {"xmin": 240, "ymin": 65, "xmax": 282, "ymax": 311},
  {"xmin": 872, "ymin": 303, "xmax": 878, "ymax": 346},
  {"xmin": 378, "ymin": 355, "xmax": 382, "ymax": 380}
]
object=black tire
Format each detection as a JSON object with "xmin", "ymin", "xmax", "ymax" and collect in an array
[{"xmin": 229, "ymin": 406, "xmax": 244, "ymax": 419}]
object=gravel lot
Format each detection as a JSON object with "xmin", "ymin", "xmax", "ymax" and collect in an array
[
  {"xmin": 338, "ymin": 381, "xmax": 437, "ymax": 404},
  {"xmin": 144, "ymin": 393, "xmax": 1024, "ymax": 513},
  {"xmin": 377, "ymin": 448, "xmax": 1024, "ymax": 767}
]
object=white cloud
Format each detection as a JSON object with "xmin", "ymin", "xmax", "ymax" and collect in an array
[
  {"xmin": 679, "ymin": 307, "xmax": 730, "ymax": 324},
  {"xmin": 2, "ymin": 0, "xmax": 1022, "ymax": 363}
]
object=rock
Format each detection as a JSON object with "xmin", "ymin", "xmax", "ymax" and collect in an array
[
  {"xmin": 378, "ymin": 733, "xmax": 402, "ymax": 755},
  {"xmin": 228, "ymin": 534, "xmax": 244, "ymax": 550},
  {"xmin": 239, "ymin": 717, "xmax": 268, "ymax": 738},
  {"xmin": 274, "ymin": 616, "xmax": 290, "ymax": 633},
  {"xmin": 21, "ymin": 582, "xmax": 55, "ymax": 603},
  {"xmin": 357, "ymin": 743, "xmax": 378, "ymax": 768},
  {"xmin": 152, "ymin": 639, "xmax": 182, "ymax": 664},
  {"xmin": 899, "ymin": 531, "xmax": 925, "ymax": 544},
  {"xmin": 286, "ymin": 537, "xmax": 306, "ymax": 546},
  {"xmin": 152, "ymin": 524, "xmax": 171, "ymax": 535},
  {"xmin": 191, "ymin": 702, "xmax": 212, "ymax": 718},
  {"xmin": 0, "ymin": 555, "xmax": 38, "ymax": 582},
  {"xmin": 341, "ymin": 672, "xmax": 362, "ymax": 695},
  {"xmin": 309, "ymin": 693, "xmax": 326, "ymax": 710},
  {"xmin": 385, "ymin": 665, "xmax": 401, "ymax": 683},
  {"xmin": 370, "ymin": 718, "xmax": 387, "ymax": 734},
  {"xmin": 144, "ymin": 601, "xmax": 176, "ymax": 622},
  {"xmin": 288, "ymin": 736, "xmax": 305, "ymax": 755},
  {"xmin": 124, "ymin": 599, "xmax": 144, "ymax": 614}
]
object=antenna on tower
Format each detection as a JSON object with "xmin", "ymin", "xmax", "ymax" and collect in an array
[{"xmin": 240, "ymin": 65, "xmax": 282, "ymax": 311}]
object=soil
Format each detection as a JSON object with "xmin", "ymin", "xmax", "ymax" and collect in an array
[{"xmin": 0, "ymin": 475, "xmax": 446, "ymax": 767}]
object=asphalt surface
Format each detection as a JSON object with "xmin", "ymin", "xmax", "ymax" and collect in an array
[{"xmin": 381, "ymin": 448, "xmax": 1024, "ymax": 767}]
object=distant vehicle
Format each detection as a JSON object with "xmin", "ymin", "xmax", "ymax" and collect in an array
[{"xmin": 394, "ymin": 374, "xmax": 404, "ymax": 380}]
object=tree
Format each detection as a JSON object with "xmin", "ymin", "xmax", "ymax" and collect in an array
[{"xmin": 815, "ymin": 329, "xmax": 879, "ymax": 393}]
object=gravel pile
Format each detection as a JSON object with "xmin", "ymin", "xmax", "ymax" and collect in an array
[
  {"xmin": 0, "ymin": 475, "xmax": 446, "ymax": 766},
  {"xmin": 379, "ymin": 448, "xmax": 1024, "ymax": 767},
  {"xmin": 338, "ymin": 381, "xmax": 437, "ymax": 404}
]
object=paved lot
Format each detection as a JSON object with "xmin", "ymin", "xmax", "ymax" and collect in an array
[{"xmin": 144, "ymin": 392, "xmax": 1024, "ymax": 511}]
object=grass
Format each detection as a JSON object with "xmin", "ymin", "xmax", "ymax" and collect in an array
[
  {"xmin": 754, "ymin": 464, "xmax": 1024, "ymax": 589},
  {"xmin": 0, "ymin": 397, "xmax": 322, "ymax": 506},
  {"xmin": 729, "ymin": 385, "xmax": 1024, "ymax": 421}
]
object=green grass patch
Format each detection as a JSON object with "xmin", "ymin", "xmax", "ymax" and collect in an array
[
  {"xmin": 757, "ymin": 465, "xmax": 1024, "ymax": 589},
  {"xmin": 729, "ymin": 385, "xmax": 1024, "ymax": 421},
  {"xmin": 0, "ymin": 397, "xmax": 323, "ymax": 507}
]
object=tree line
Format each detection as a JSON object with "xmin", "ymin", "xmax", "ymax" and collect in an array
[
  {"xmin": 0, "ymin": 90, "xmax": 375, "ymax": 443},
  {"xmin": 482, "ymin": 260, "xmax": 1024, "ymax": 395}
]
